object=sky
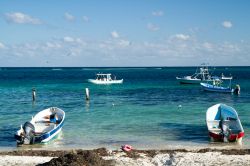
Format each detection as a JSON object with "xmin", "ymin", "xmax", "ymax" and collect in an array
[{"xmin": 0, "ymin": 0, "xmax": 250, "ymax": 67}]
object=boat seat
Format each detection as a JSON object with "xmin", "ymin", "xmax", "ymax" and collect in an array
[
  {"xmin": 207, "ymin": 120, "xmax": 221, "ymax": 128},
  {"xmin": 34, "ymin": 132, "xmax": 45, "ymax": 136},
  {"xmin": 210, "ymin": 128, "xmax": 222, "ymax": 134},
  {"xmin": 34, "ymin": 122, "xmax": 56, "ymax": 133}
]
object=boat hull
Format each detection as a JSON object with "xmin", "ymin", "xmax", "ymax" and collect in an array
[
  {"xmin": 88, "ymin": 79, "xmax": 123, "ymax": 84},
  {"xmin": 201, "ymin": 83, "xmax": 234, "ymax": 93},
  {"xmin": 37, "ymin": 120, "xmax": 64, "ymax": 143},
  {"xmin": 209, "ymin": 131, "xmax": 244, "ymax": 142},
  {"xmin": 176, "ymin": 77, "xmax": 213, "ymax": 84}
]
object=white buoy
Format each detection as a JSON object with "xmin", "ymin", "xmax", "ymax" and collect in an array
[
  {"xmin": 32, "ymin": 88, "xmax": 36, "ymax": 101},
  {"xmin": 85, "ymin": 88, "xmax": 90, "ymax": 100}
]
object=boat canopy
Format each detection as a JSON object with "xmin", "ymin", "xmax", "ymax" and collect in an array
[
  {"xmin": 96, "ymin": 73, "xmax": 111, "ymax": 76},
  {"xmin": 96, "ymin": 73, "xmax": 112, "ymax": 80}
]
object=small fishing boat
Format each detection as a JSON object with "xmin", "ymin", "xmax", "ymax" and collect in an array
[
  {"xmin": 206, "ymin": 103, "xmax": 244, "ymax": 143},
  {"xmin": 88, "ymin": 73, "xmax": 123, "ymax": 84},
  {"xmin": 15, "ymin": 107, "xmax": 65, "ymax": 145},
  {"xmin": 200, "ymin": 76, "xmax": 240, "ymax": 93},
  {"xmin": 176, "ymin": 65, "xmax": 214, "ymax": 84}
]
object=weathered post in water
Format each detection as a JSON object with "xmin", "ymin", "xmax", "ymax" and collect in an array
[
  {"xmin": 32, "ymin": 88, "xmax": 36, "ymax": 101},
  {"xmin": 85, "ymin": 88, "xmax": 90, "ymax": 101}
]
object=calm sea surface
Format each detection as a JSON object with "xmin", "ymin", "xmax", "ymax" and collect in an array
[{"xmin": 0, "ymin": 67, "xmax": 250, "ymax": 150}]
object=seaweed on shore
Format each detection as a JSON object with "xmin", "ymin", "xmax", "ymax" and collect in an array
[
  {"xmin": 0, "ymin": 150, "xmax": 67, "ymax": 157},
  {"xmin": 1, "ymin": 147, "xmax": 250, "ymax": 166},
  {"xmin": 122, "ymin": 150, "xmax": 141, "ymax": 159},
  {"xmin": 220, "ymin": 149, "xmax": 250, "ymax": 155},
  {"xmin": 195, "ymin": 148, "xmax": 250, "ymax": 155},
  {"xmin": 37, "ymin": 149, "xmax": 114, "ymax": 166}
]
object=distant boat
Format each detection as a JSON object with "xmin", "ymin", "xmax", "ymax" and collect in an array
[
  {"xmin": 88, "ymin": 73, "xmax": 123, "ymax": 84},
  {"xmin": 176, "ymin": 65, "xmax": 214, "ymax": 84},
  {"xmin": 206, "ymin": 103, "xmax": 244, "ymax": 143},
  {"xmin": 200, "ymin": 76, "xmax": 239, "ymax": 93},
  {"xmin": 15, "ymin": 107, "xmax": 65, "ymax": 145}
]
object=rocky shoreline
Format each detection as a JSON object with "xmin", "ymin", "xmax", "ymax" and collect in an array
[{"xmin": 1, "ymin": 148, "xmax": 250, "ymax": 166}]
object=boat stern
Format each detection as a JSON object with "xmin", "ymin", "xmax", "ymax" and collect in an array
[{"xmin": 209, "ymin": 131, "xmax": 223, "ymax": 141}]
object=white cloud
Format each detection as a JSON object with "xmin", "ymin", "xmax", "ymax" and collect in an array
[
  {"xmin": 64, "ymin": 12, "xmax": 75, "ymax": 21},
  {"xmin": 111, "ymin": 31, "xmax": 120, "ymax": 38},
  {"xmin": 63, "ymin": 36, "xmax": 75, "ymax": 42},
  {"xmin": 118, "ymin": 40, "xmax": 131, "ymax": 47},
  {"xmin": 75, "ymin": 38, "xmax": 87, "ymax": 46},
  {"xmin": 173, "ymin": 34, "xmax": 190, "ymax": 40},
  {"xmin": 4, "ymin": 12, "xmax": 42, "ymax": 25},
  {"xmin": 46, "ymin": 42, "xmax": 61, "ymax": 49},
  {"xmin": 152, "ymin": 10, "xmax": 164, "ymax": 16},
  {"xmin": 222, "ymin": 21, "xmax": 232, "ymax": 28},
  {"xmin": 82, "ymin": 16, "xmax": 90, "ymax": 22},
  {"xmin": 0, "ymin": 42, "xmax": 6, "ymax": 49},
  {"xmin": 1, "ymin": 35, "xmax": 250, "ymax": 66},
  {"xmin": 147, "ymin": 23, "xmax": 159, "ymax": 31},
  {"xmin": 203, "ymin": 42, "xmax": 213, "ymax": 50}
]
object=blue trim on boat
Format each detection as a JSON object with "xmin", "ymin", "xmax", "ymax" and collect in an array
[
  {"xmin": 35, "ymin": 119, "xmax": 64, "ymax": 143},
  {"xmin": 200, "ymin": 83, "xmax": 233, "ymax": 93}
]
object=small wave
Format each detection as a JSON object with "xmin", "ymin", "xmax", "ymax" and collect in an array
[{"xmin": 52, "ymin": 68, "xmax": 62, "ymax": 71}]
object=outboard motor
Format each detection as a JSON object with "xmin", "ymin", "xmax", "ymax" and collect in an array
[
  {"xmin": 23, "ymin": 122, "xmax": 35, "ymax": 144},
  {"xmin": 15, "ymin": 122, "xmax": 35, "ymax": 145},
  {"xmin": 234, "ymin": 84, "xmax": 240, "ymax": 95},
  {"xmin": 222, "ymin": 123, "xmax": 230, "ymax": 142}
]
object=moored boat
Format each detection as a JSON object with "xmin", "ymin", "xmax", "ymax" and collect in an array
[
  {"xmin": 15, "ymin": 107, "xmax": 65, "ymax": 145},
  {"xmin": 88, "ymin": 73, "xmax": 123, "ymax": 84},
  {"xmin": 200, "ymin": 76, "xmax": 240, "ymax": 94},
  {"xmin": 176, "ymin": 65, "xmax": 214, "ymax": 84},
  {"xmin": 206, "ymin": 103, "xmax": 244, "ymax": 143},
  {"xmin": 200, "ymin": 83, "xmax": 234, "ymax": 93}
]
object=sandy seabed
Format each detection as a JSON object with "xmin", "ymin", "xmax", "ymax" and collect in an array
[{"xmin": 1, "ymin": 148, "xmax": 250, "ymax": 166}]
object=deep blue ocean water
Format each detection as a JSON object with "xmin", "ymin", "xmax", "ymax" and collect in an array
[{"xmin": 0, "ymin": 67, "xmax": 250, "ymax": 150}]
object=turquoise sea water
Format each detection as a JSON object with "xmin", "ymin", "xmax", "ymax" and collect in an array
[{"xmin": 0, "ymin": 67, "xmax": 250, "ymax": 150}]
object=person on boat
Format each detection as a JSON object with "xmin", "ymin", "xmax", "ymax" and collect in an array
[{"xmin": 44, "ymin": 113, "xmax": 60, "ymax": 124}]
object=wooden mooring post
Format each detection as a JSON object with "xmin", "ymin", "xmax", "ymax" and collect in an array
[
  {"xmin": 32, "ymin": 88, "xmax": 36, "ymax": 102},
  {"xmin": 85, "ymin": 88, "xmax": 90, "ymax": 101}
]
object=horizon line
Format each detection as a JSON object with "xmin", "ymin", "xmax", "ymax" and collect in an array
[{"xmin": 1, "ymin": 65, "xmax": 250, "ymax": 68}]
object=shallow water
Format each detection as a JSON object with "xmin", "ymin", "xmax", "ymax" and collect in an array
[{"xmin": 0, "ymin": 67, "xmax": 250, "ymax": 150}]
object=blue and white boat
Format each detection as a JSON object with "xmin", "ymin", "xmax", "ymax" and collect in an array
[
  {"xmin": 200, "ymin": 82, "xmax": 234, "ymax": 93},
  {"xmin": 15, "ymin": 107, "xmax": 65, "ymax": 145},
  {"xmin": 200, "ymin": 76, "xmax": 239, "ymax": 93}
]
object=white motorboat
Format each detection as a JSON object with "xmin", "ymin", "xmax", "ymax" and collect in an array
[
  {"xmin": 206, "ymin": 103, "xmax": 244, "ymax": 143},
  {"xmin": 15, "ymin": 107, "xmax": 65, "ymax": 145},
  {"xmin": 88, "ymin": 73, "xmax": 123, "ymax": 84},
  {"xmin": 176, "ymin": 65, "xmax": 214, "ymax": 84}
]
